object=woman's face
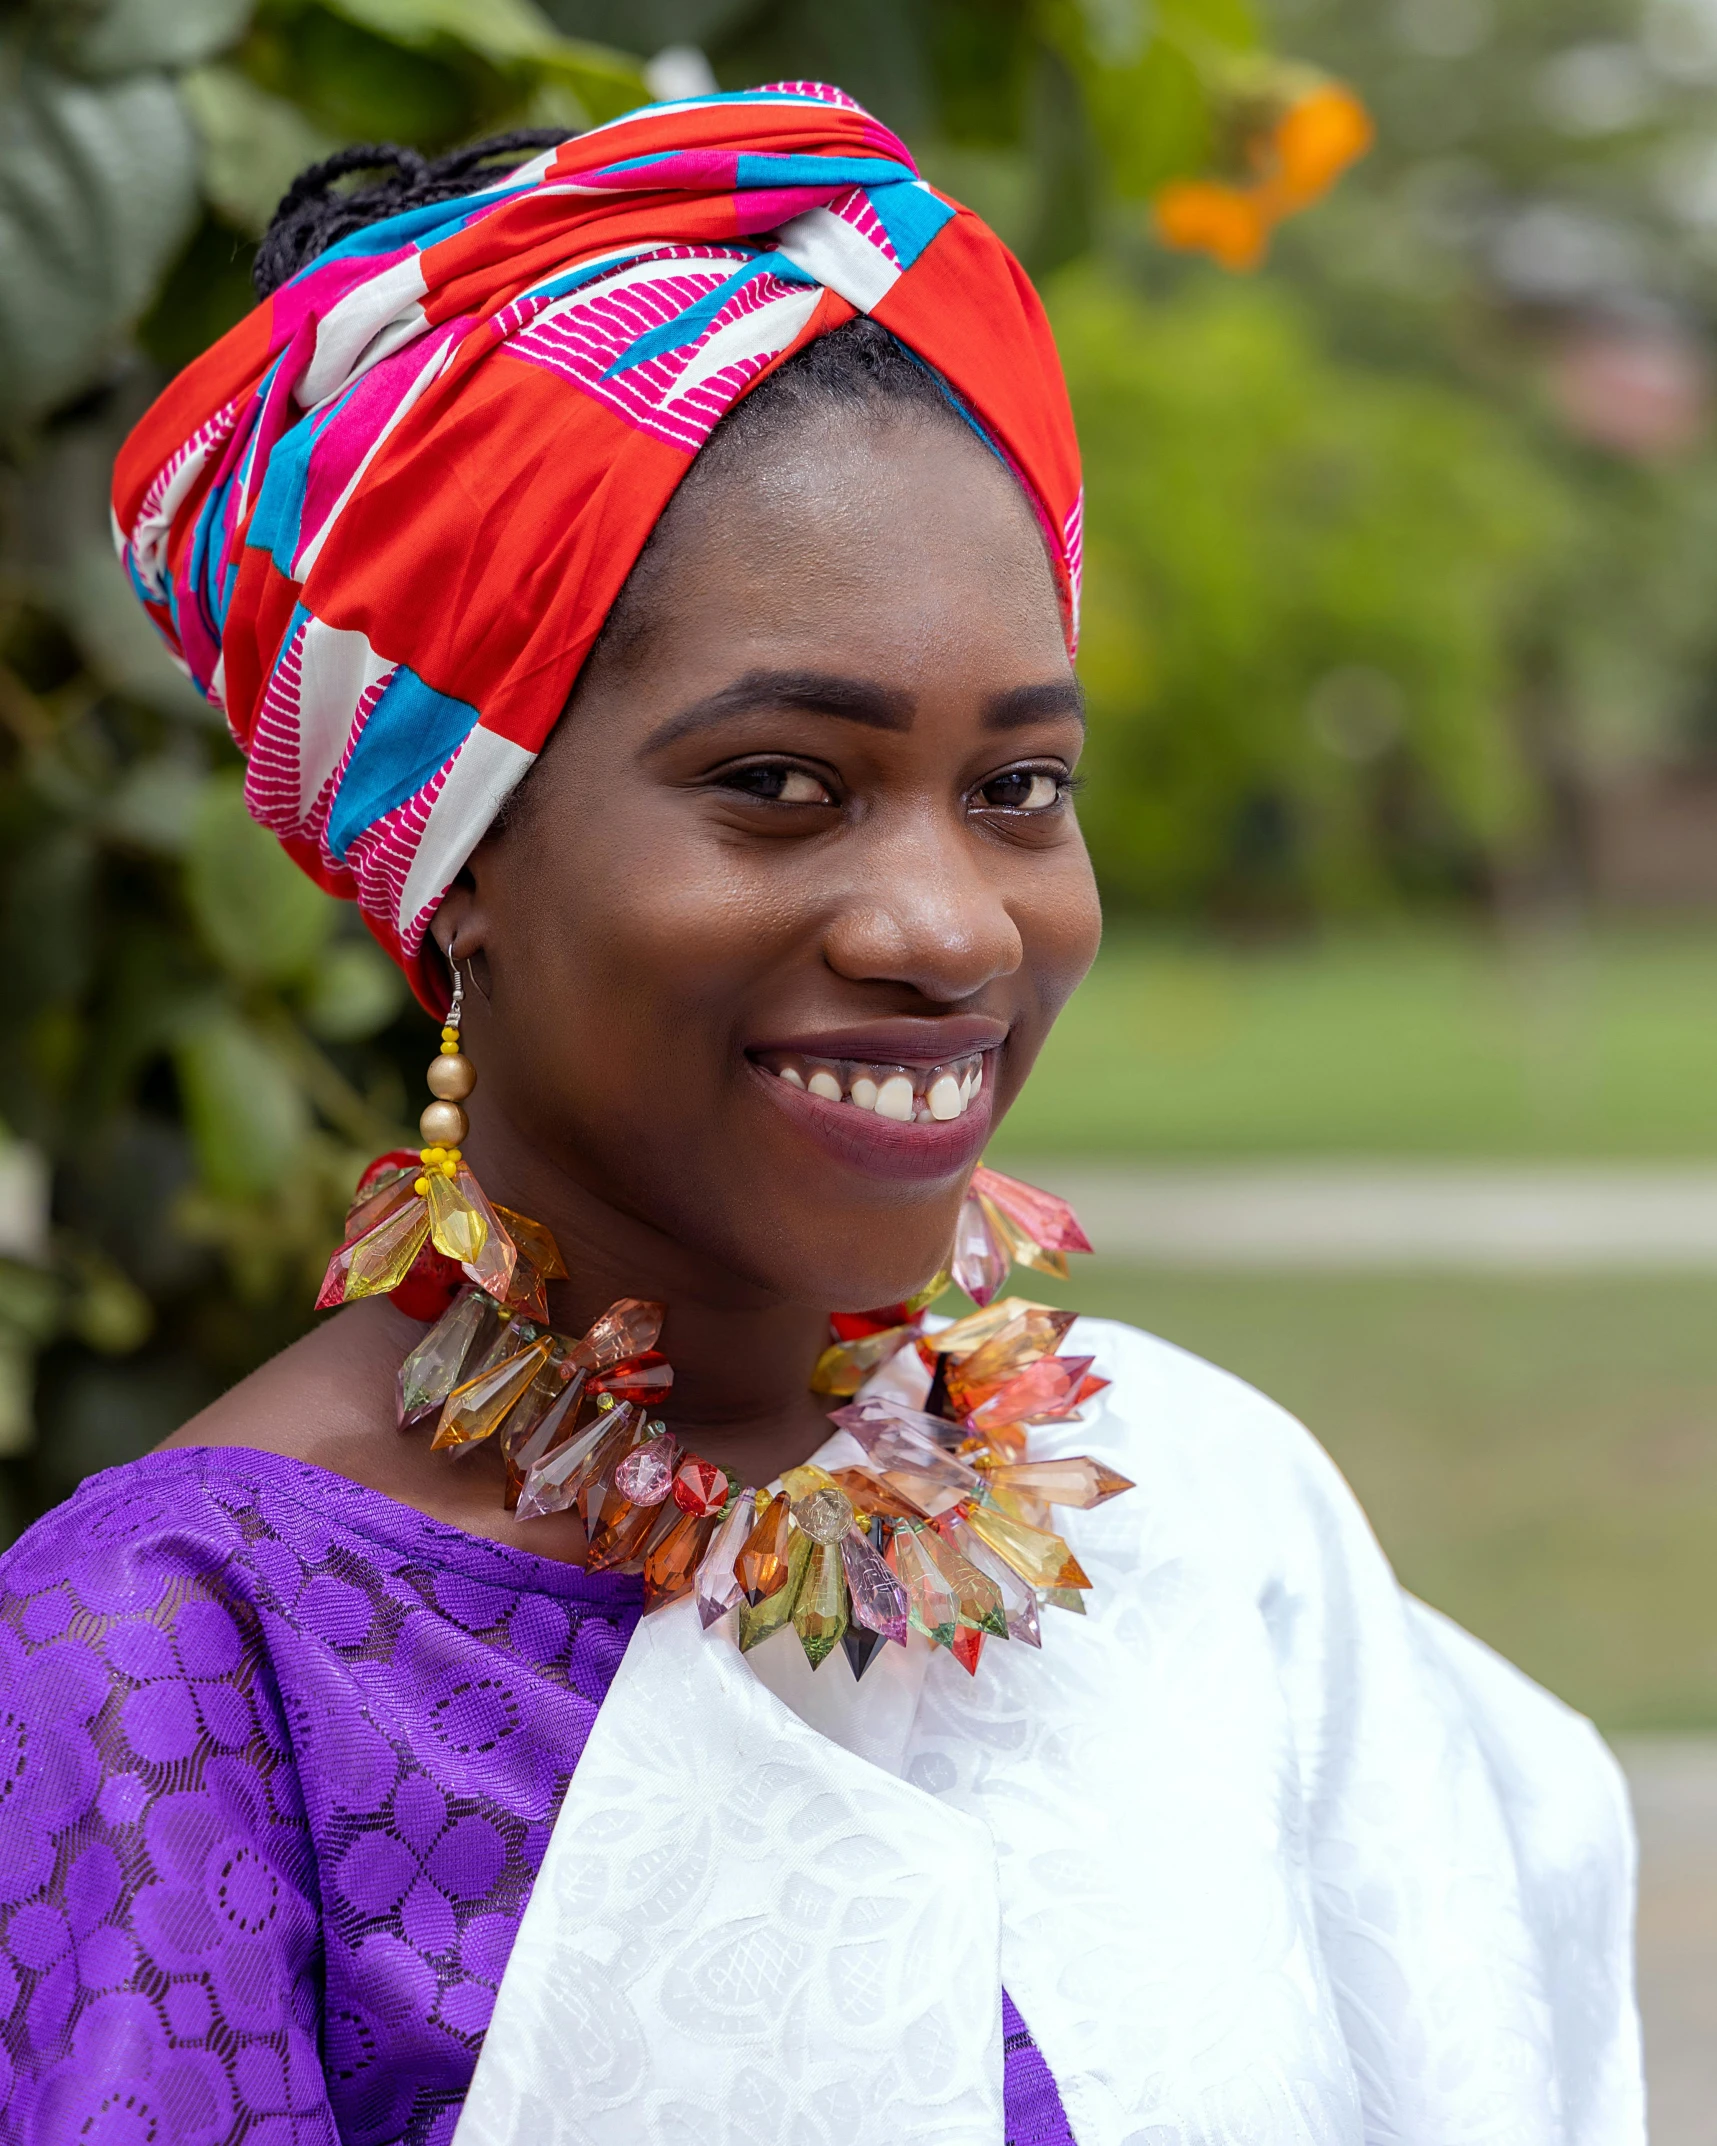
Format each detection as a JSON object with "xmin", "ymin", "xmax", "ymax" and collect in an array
[{"xmin": 444, "ymin": 405, "xmax": 1100, "ymax": 1312}]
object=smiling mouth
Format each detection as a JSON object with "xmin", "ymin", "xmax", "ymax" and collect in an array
[{"xmin": 752, "ymin": 1048, "xmax": 987, "ymax": 1124}]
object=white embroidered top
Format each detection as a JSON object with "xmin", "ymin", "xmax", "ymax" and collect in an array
[{"xmin": 454, "ymin": 1316, "xmax": 1646, "ymax": 2145}]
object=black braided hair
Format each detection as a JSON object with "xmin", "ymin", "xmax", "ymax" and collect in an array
[{"xmin": 253, "ymin": 131, "xmax": 575, "ymax": 301}]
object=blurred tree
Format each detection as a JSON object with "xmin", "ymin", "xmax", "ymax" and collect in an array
[
  {"xmin": 0, "ymin": 0, "xmax": 1357, "ymax": 1535},
  {"xmin": 1056, "ymin": 266, "xmax": 1570, "ymax": 914}
]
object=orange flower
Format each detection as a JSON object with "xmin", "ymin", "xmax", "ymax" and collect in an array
[
  {"xmin": 1269, "ymin": 83, "xmax": 1374, "ymax": 212},
  {"xmin": 1151, "ymin": 182, "xmax": 1273, "ymax": 273},
  {"xmin": 1152, "ymin": 77, "xmax": 1372, "ymax": 271}
]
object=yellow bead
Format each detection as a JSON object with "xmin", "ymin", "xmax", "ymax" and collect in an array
[
  {"xmin": 442, "ymin": 1159, "xmax": 457, "ymax": 1178},
  {"xmin": 419, "ymin": 1099, "xmax": 468, "ymax": 1147},
  {"xmin": 413, "ymin": 1176, "xmax": 428, "ymax": 1196},
  {"xmin": 427, "ymin": 1053, "xmax": 475, "ymax": 1102}
]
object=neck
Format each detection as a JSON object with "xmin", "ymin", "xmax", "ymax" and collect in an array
[{"xmin": 464, "ymin": 1116, "xmax": 838, "ymax": 1488}]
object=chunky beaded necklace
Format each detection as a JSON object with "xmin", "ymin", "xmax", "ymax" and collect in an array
[{"xmin": 314, "ymin": 996, "xmax": 1132, "ymax": 1681}]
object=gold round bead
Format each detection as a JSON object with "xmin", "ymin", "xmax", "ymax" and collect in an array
[
  {"xmin": 426, "ymin": 1052, "xmax": 475, "ymax": 1101},
  {"xmin": 419, "ymin": 1098, "xmax": 468, "ymax": 1147}
]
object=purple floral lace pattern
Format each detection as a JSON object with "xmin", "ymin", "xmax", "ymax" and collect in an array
[
  {"xmin": 1002, "ymin": 1989, "xmax": 1077, "ymax": 2144},
  {"xmin": 0, "ymin": 1449, "xmax": 641, "ymax": 2146}
]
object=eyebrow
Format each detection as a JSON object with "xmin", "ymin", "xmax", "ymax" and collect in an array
[
  {"xmin": 641, "ymin": 670, "xmax": 913, "ymax": 752},
  {"xmin": 640, "ymin": 666, "xmax": 1086, "ymax": 753},
  {"xmin": 983, "ymin": 679, "xmax": 1085, "ymax": 731}
]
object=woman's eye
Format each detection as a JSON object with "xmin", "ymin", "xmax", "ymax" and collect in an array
[
  {"xmin": 979, "ymin": 769, "xmax": 1064, "ymax": 812},
  {"xmin": 719, "ymin": 764, "xmax": 834, "ymax": 805}
]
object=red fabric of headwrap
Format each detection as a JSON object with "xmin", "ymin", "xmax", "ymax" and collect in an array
[{"xmin": 112, "ymin": 83, "xmax": 1083, "ymax": 1010}]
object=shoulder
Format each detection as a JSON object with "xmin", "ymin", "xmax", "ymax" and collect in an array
[{"xmin": 1063, "ymin": 1312, "xmax": 1364, "ymax": 1572}]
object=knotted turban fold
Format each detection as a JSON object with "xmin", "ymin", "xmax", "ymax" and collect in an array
[{"xmin": 112, "ymin": 83, "xmax": 1084, "ymax": 1009}]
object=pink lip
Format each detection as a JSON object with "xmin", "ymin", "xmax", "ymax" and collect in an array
[
  {"xmin": 748, "ymin": 1057, "xmax": 996, "ymax": 1181},
  {"xmin": 749, "ymin": 1016, "xmax": 1008, "ymax": 1068}
]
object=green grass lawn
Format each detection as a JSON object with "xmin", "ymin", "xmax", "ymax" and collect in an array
[
  {"xmin": 992, "ymin": 921, "xmax": 1717, "ymax": 1160},
  {"xmin": 1033, "ymin": 1263, "xmax": 1717, "ymax": 1733}
]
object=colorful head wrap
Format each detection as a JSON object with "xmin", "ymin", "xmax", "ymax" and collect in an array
[{"xmin": 113, "ymin": 83, "xmax": 1083, "ymax": 1009}]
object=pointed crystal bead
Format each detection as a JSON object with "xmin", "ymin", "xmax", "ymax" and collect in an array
[
  {"xmin": 570, "ymin": 1298, "xmax": 664, "ymax": 1373},
  {"xmin": 840, "ymin": 1525, "xmax": 909, "ymax": 1644},
  {"xmin": 515, "ymin": 1396, "xmax": 628, "ymax": 1521},
  {"xmin": 432, "ymin": 1340, "xmax": 551, "ymax": 1450},
  {"xmin": 841, "ymin": 1620, "xmax": 885, "ymax": 1681},
  {"xmin": 965, "ymin": 1355, "xmax": 1095, "ymax": 1438},
  {"xmin": 970, "ymin": 1165, "xmax": 1093, "ymax": 1255},
  {"xmin": 505, "ymin": 1369, "xmax": 583, "ymax": 1476},
  {"xmin": 808, "ymin": 1322, "xmax": 914, "ymax": 1397},
  {"xmin": 937, "ymin": 1510, "xmax": 1041, "ymax": 1646},
  {"xmin": 966, "ymin": 1502, "xmax": 1091, "ymax": 1591},
  {"xmin": 672, "ymin": 1456, "xmax": 730, "ymax": 1518},
  {"xmin": 452, "ymin": 1168, "xmax": 519, "ymax": 1299},
  {"xmin": 424, "ymin": 1168, "xmax": 486, "ymax": 1266},
  {"xmin": 945, "ymin": 1309, "xmax": 1078, "ymax": 1417},
  {"xmin": 643, "ymin": 1507, "xmax": 708, "ymax": 1609},
  {"xmin": 831, "ymin": 1409, "xmax": 978, "ymax": 1494},
  {"xmin": 318, "ymin": 1195, "xmax": 430, "ymax": 1307},
  {"xmin": 980, "ymin": 1455, "xmax": 1134, "ymax": 1510},
  {"xmin": 793, "ymin": 1538, "xmax": 849, "ymax": 1669},
  {"xmin": 343, "ymin": 1165, "xmax": 420, "ymax": 1245},
  {"xmin": 1042, "ymin": 1586, "xmax": 1087, "ymax": 1616},
  {"xmin": 694, "ymin": 1487, "xmax": 755, "ymax": 1629},
  {"xmin": 614, "ymin": 1429, "xmax": 679, "ymax": 1507},
  {"xmin": 978, "ymin": 1191, "xmax": 1070, "ymax": 1283},
  {"xmin": 887, "ymin": 1525, "xmax": 958, "ymax": 1649},
  {"xmin": 489, "ymin": 1203, "xmax": 566, "ymax": 1316},
  {"xmin": 950, "ymin": 1624, "xmax": 985, "ymax": 1676},
  {"xmin": 917, "ymin": 1526, "xmax": 1008, "ymax": 1637},
  {"xmin": 397, "ymin": 1287, "xmax": 493, "ymax": 1424},
  {"xmin": 735, "ymin": 1491, "xmax": 794, "ymax": 1605},
  {"xmin": 825, "ymin": 1466, "xmax": 929, "ymax": 1521},
  {"xmin": 737, "ymin": 1529, "xmax": 810, "ymax": 1652},
  {"xmin": 585, "ymin": 1494, "xmax": 657, "ymax": 1573},
  {"xmin": 833, "ymin": 1396, "xmax": 966, "ymax": 1454},
  {"xmin": 950, "ymin": 1191, "xmax": 1008, "ymax": 1307},
  {"xmin": 922, "ymin": 1295, "xmax": 1061, "ymax": 1364},
  {"xmin": 589, "ymin": 1349, "xmax": 673, "ymax": 1404}
]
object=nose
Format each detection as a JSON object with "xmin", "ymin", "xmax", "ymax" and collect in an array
[{"xmin": 820, "ymin": 806, "xmax": 1023, "ymax": 1003}]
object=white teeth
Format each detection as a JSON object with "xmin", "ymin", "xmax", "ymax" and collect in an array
[
  {"xmin": 927, "ymin": 1073, "xmax": 964, "ymax": 1121},
  {"xmin": 875, "ymin": 1074, "xmax": 916, "ymax": 1122},
  {"xmin": 778, "ymin": 1066, "xmax": 805, "ymax": 1089},
  {"xmin": 807, "ymin": 1069, "xmax": 843, "ymax": 1102},
  {"xmin": 849, "ymin": 1075, "xmax": 878, "ymax": 1111}
]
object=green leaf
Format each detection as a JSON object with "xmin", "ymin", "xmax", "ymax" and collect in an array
[
  {"xmin": 0, "ymin": 57, "xmax": 200, "ymax": 425},
  {"xmin": 185, "ymin": 772, "xmax": 335, "ymax": 984},
  {"xmin": 181, "ymin": 62, "xmax": 342, "ymax": 236},
  {"xmin": 174, "ymin": 1011, "xmax": 311, "ymax": 1198},
  {"xmin": 319, "ymin": 0, "xmax": 646, "ymax": 116},
  {"xmin": 47, "ymin": 0, "xmax": 254, "ymax": 79}
]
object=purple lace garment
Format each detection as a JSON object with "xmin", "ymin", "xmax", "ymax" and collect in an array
[{"xmin": 0, "ymin": 1448, "xmax": 1074, "ymax": 2144}]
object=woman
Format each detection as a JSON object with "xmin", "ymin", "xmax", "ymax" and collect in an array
[{"xmin": 0, "ymin": 86, "xmax": 1641, "ymax": 2146}]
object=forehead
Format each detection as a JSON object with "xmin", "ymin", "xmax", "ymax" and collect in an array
[{"xmin": 624, "ymin": 411, "xmax": 1072, "ymax": 697}]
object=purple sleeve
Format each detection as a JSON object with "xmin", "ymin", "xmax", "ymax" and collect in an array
[{"xmin": 0, "ymin": 1497, "xmax": 336, "ymax": 2145}]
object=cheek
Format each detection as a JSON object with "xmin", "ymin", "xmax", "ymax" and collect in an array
[{"xmin": 1016, "ymin": 844, "xmax": 1103, "ymax": 1028}]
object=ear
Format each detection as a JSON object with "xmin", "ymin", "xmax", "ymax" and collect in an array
[{"xmin": 427, "ymin": 867, "xmax": 490, "ymax": 998}]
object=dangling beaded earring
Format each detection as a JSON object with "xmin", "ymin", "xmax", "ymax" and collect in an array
[
  {"xmin": 316, "ymin": 947, "xmax": 521, "ymax": 1312},
  {"xmin": 418, "ymin": 958, "xmax": 476, "ymax": 1167}
]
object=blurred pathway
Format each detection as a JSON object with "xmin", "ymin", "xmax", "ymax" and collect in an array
[
  {"xmin": 1620, "ymin": 1739, "xmax": 1717, "ymax": 2141},
  {"xmin": 1012, "ymin": 1162, "xmax": 1717, "ymax": 1269}
]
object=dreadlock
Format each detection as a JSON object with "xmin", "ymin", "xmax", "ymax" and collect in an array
[{"xmin": 253, "ymin": 131, "xmax": 574, "ymax": 302}]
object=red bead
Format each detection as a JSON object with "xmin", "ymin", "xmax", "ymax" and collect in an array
[{"xmin": 672, "ymin": 1457, "xmax": 729, "ymax": 1517}]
